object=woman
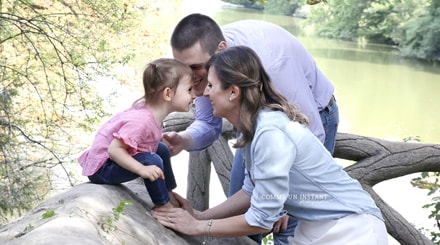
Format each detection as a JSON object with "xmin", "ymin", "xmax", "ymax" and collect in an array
[{"xmin": 152, "ymin": 46, "xmax": 388, "ymax": 244}]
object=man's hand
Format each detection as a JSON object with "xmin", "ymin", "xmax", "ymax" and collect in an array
[
  {"xmin": 272, "ymin": 215, "xmax": 289, "ymax": 233},
  {"xmin": 162, "ymin": 132, "xmax": 185, "ymax": 156}
]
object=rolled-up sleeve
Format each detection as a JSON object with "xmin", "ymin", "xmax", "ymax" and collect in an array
[
  {"xmin": 186, "ymin": 96, "xmax": 223, "ymax": 151},
  {"xmin": 244, "ymin": 127, "xmax": 294, "ymax": 229}
]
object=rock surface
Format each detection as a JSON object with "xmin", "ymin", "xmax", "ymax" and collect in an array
[{"xmin": 0, "ymin": 180, "xmax": 256, "ymax": 245}]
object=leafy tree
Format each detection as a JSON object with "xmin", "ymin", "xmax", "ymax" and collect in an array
[
  {"xmin": 264, "ymin": 0, "xmax": 305, "ymax": 16},
  {"xmin": 0, "ymin": 0, "xmax": 166, "ymax": 225},
  {"xmin": 412, "ymin": 172, "xmax": 440, "ymax": 244},
  {"xmin": 397, "ymin": 0, "xmax": 440, "ymax": 60},
  {"xmin": 358, "ymin": 0, "xmax": 401, "ymax": 44},
  {"xmin": 306, "ymin": 0, "xmax": 369, "ymax": 40},
  {"xmin": 223, "ymin": 0, "xmax": 305, "ymax": 15},
  {"xmin": 306, "ymin": 0, "xmax": 440, "ymax": 61},
  {"xmin": 223, "ymin": 0, "xmax": 265, "ymax": 10}
]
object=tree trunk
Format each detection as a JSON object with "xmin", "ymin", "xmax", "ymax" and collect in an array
[{"xmin": 187, "ymin": 147, "xmax": 211, "ymax": 211}]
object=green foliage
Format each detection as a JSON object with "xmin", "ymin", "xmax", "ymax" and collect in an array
[
  {"xmin": 223, "ymin": 0, "xmax": 305, "ymax": 15},
  {"xmin": 0, "ymin": 0, "xmax": 163, "ymax": 225},
  {"xmin": 412, "ymin": 172, "xmax": 440, "ymax": 244},
  {"xmin": 358, "ymin": 0, "xmax": 399, "ymax": 44},
  {"xmin": 403, "ymin": 135, "xmax": 421, "ymax": 142},
  {"xmin": 42, "ymin": 210, "xmax": 55, "ymax": 219},
  {"xmin": 15, "ymin": 199, "xmax": 133, "ymax": 243},
  {"xmin": 406, "ymin": 136, "xmax": 440, "ymax": 243},
  {"xmin": 112, "ymin": 199, "xmax": 133, "ymax": 221},
  {"xmin": 307, "ymin": 0, "xmax": 370, "ymax": 40},
  {"xmin": 15, "ymin": 209, "xmax": 55, "ymax": 237},
  {"xmin": 101, "ymin": 199, "xmax": 132, "ymax": 236},
  {"xmin": 262, "ymin": 233, "xmax": 274, "ymax": 244},
  {"xmin": 398, "ymin": 1, "xmax": 440, "ymax": 61},
  {"xmin": 306, "ymin": 0, "xmax": 440, "ymax": 61},
  {"xmin": 23, "ymin": 223, "xmax": 34, "ymax": 234},
  {"xmin": 265, "ymin": 0, "xmax": 305, "ymax": 15}
]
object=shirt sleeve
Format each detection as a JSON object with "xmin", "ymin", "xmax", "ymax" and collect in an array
[
  {"xmin": 267, "ymin": 57, "xmax": 325, "ymax": 143},
  {"xmin": 244, "ymin": 127, "xmax": 294, "ymax": 229},
  {"xmin": 186, "ymin": 96, "xmax": 223, "ymax": 151},
  {"xmin": 113, "ymin": 117, "xmax": 159, "ymax": 154}
]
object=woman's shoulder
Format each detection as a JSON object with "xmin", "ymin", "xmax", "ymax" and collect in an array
[
  {"xmin": 256, "ymin": 110, "xmax": 307, "ymax": 134},
  {"xmin": 257, "ymin": 109, "xmax": 289, "ymax": 123}
]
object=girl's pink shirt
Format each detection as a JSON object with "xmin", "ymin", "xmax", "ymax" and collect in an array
[{"xmin": 78, "ymin": 103, "xmax": 162, "ymax": 176}]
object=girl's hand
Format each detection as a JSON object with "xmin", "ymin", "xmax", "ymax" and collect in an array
[
  {"xmin": 139, "ymin": 165, "xmax": 164, "ymax": 181},
  {"xmin": 108, "ymin": 138, "xmax": 164, "ymax": 181}
]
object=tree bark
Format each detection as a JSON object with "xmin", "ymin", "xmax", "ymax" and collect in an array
[
  {"xmin": 335, "ymin": 133, "xmax": 440, "ymax": 185},
  {"xmin": 186, "ymin": 147, "xmax": 211, "ymax": 211},
  {"xmin": 335, "ymin": 133, "xmax": 439, "ymax": 245}
]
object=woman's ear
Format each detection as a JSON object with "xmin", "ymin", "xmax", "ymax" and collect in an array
[
  {"xmin": 229, "ymin": 85, "xmax": 240, "ymax": 101},
  {"xmin": 162, "ymin": 87, "xmax": 173, "ymax": 101}
]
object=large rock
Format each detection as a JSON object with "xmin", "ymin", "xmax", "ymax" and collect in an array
[{"xmin": 0, "ymin": 181, "xmax": 256, "ymax": 245}]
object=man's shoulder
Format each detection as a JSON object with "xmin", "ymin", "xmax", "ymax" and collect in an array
[
  {"xmin": 222, "ymin": 20, "xmax": 295, "ymax": 46},
  {"xmin": 223, "ymin": 19, "xmax": 274, "ymax": 29}
]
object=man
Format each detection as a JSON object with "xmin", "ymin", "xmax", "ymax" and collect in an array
[{"xmin": 162, "ymin": 13, "xmax": 339, "ymax": 245}]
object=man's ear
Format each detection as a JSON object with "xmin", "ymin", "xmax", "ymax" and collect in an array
[
  {"xmin": 163, "ymin": 87, "xmax": 173, "ymax": 101},
  {"xmin": 216, "ymin": 41, "xmax": 227, "ymax": 53}
]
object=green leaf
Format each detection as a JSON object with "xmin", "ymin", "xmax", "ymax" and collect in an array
[{"xmin": 42, "ymin": 210, "xmax": 55, "ymax": 219}]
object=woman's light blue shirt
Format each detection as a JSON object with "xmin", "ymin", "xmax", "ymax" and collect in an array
[{"xmin": 242, "ymin": 110, "xmax": 383, "ymax": 230}]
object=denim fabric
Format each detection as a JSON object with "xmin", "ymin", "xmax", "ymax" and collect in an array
[
  {"xmin": 228, "ymin": 149, "xmax": 263, "ymax": 243},
  {"xmin": 319, "ymin": 100, "xmax": 339, "ymax": 154},
  {"xmin": 88, "ymin": 142, "xmax": 176, "ymax": 205},
  {"xmin": 229, "ymin": 150, "xmax": 295, "ymax": 245},
  {"xmin": 273, "ymin": 218, "xmax": 297, "ymax": 245},
  {"xmin": 227, "ymin": 151, "xmax": 246, "ymax": 197}
]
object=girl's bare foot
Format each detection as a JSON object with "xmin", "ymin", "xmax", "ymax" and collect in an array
[
  {"xmin": 168, "ymin": 191, "xmax": 181, "ymax": 207},
  {"xmin": 153, "ymin": 202, "xmax": 173, "ymax": 210}
]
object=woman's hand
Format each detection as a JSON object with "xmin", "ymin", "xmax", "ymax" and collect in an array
[{"xmin": 151, "ymin": 207, "xmax": 201, "ymax": 235}]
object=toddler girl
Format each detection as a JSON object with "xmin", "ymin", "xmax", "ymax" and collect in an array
[{"xmin": 78, "ymin": 58, "xmax": 193, "ymax": 208}]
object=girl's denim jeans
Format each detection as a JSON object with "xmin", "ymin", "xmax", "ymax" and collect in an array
[{"xmin": 88, "ymin": 142, "xmax": 176, "ymax": 205}]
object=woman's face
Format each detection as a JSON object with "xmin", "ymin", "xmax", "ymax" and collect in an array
[{"xmin": 204, "ymin": 66, "xmax": 235, "ymax": 119}]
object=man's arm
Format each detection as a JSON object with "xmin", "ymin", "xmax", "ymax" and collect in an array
[{"xmin": 163, "ymin": 96, "xmax": 222, "ymax": 155}]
